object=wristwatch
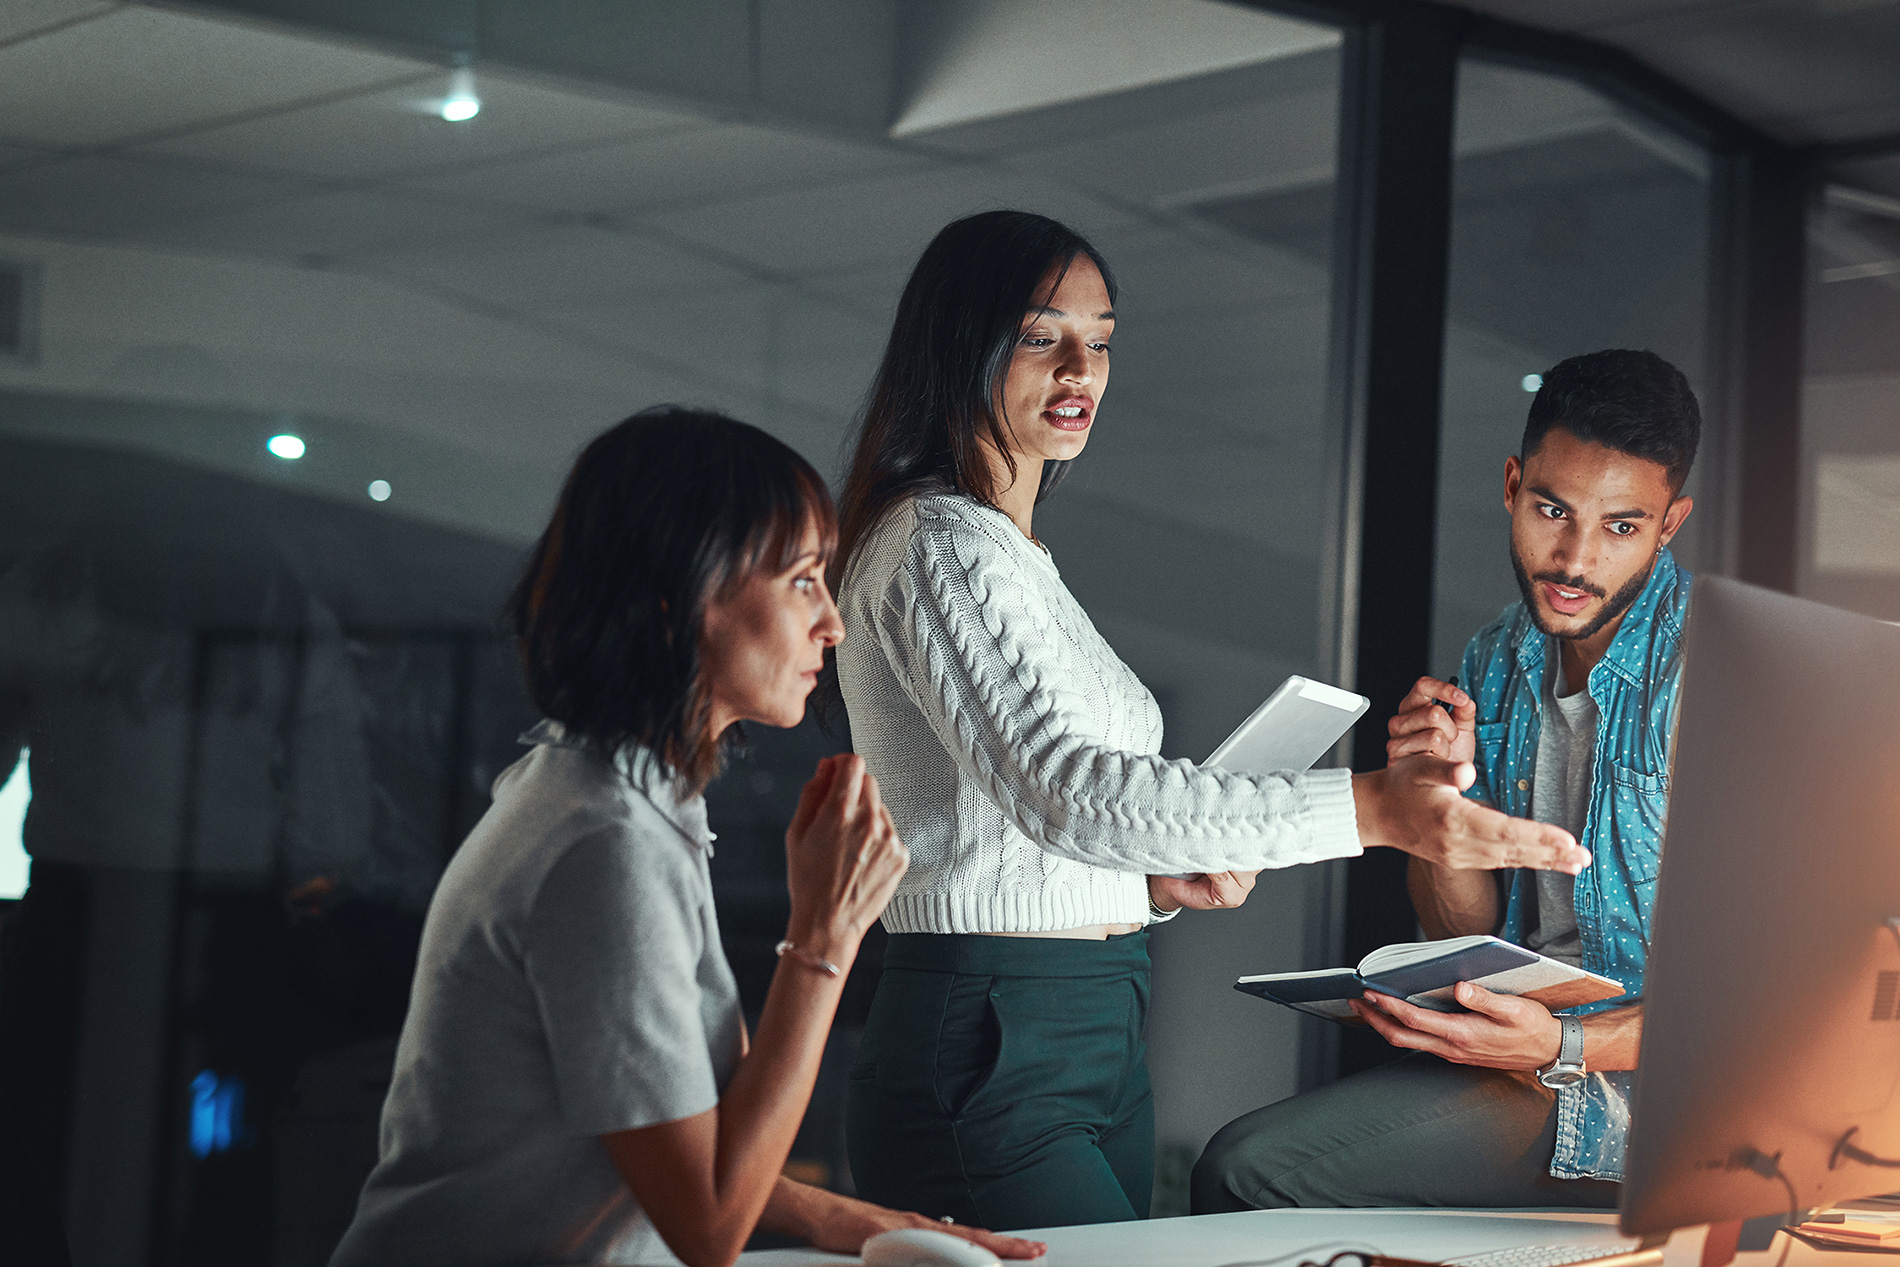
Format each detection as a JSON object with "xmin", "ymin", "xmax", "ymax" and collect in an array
[{"xmin": 1537, "ymin": 1014, "xmax": 1587, "ymax": 1088}]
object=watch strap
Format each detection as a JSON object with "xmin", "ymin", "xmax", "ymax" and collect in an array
[{"xmin": 1558, "ymin": 1013, "xmax": 1585, "ymax": 1065}]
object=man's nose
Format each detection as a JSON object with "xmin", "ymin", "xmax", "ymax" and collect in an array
[{"xmin": 1551, "ymin": 523, "xmax": 1596, "ymax": 575}]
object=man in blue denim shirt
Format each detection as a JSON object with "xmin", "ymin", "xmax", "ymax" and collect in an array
[{"xmin": 1195, "ymin": 349, "xmax": 1697, "ymax": 1211}]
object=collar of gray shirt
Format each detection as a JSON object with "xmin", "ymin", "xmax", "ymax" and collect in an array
[{"xmin": 520, "ymin": 719, "xmax": 715, "ymax": 853}]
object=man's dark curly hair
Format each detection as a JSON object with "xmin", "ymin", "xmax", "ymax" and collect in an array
[
  {"xmin": 510, "ymin": 405, "xmax": 835, "ymax": 793},
  {"xmin": 1523, "ymin": 349, "xmax": 1701, "ymax": 493}
]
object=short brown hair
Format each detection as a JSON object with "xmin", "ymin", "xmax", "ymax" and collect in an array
[{"xmin": 510, "ymin": 405, "xmax": 836, "ymax": 792}]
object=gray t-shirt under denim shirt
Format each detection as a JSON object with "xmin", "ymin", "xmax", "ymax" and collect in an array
[
  {"xmin": 1524, "ymin": 642, "xmax": 1598, "ymax": 967},
  {"xmin": 330, "ymin": 723, "xmax": 743, "ymax": 1267}
]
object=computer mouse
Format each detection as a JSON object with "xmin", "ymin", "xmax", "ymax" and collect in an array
[{"xmin": 861, "ymin": 1226, "xmax": 1003, "ymax": 1267}]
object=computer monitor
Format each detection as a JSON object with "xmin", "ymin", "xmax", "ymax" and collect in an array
[{"xmin": 1620, "ymin": 576, "xmax": 1900, "ymax": 1236}]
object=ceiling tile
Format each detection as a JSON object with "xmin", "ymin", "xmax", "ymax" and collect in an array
[
  {"xmin": 0, "ymin": 0, "xmax": 115, "ymax": 45},
  {"xmin": 396, "ymin": 122, "xmax": 922, "ymax": 214},
  {"xmin": 643, "ymin": 165, "xmax": 1138, "ymax": 275},
  {"xmin": 0, "ymin": 153, "xmax": 302, "ymax": 239},
  {"xmin": 772, "ymin": 296, "xmax": 887, "ymax": 415},
  {"xmin": 1002, "ymin": 87, "xmax": 1336, "ymax": 209},
  {"xmin": 371, "ymin": 223, "xmax": 754, "ymax": 308},
  {"xmin": 1464, "ymin": 0, "xmax": 1900, "ymax": 146},
  {"xmin": 0, "ymin": 6, "xmax": 429, "ymax": 148},
  {"xmin": 126, "ymin": 188, "xmax": 536, "ymax": 263},
  {"xmin": 143, "ymin": 67, "xmax": 702, "ymax": 181},
  {"xmin": 1635, "ymin": 9, "xmax": 1900, "ymax": 144},
  {"xmin": 545, "ymin": 287, "xmax": 774, "ymax": 382},
  {"xmin": 1088, "ymin": 224, "xmax": 1326, "ymax": 317},
  {"xmin": 794, "ymin": 261, "xmax": 913, "ymax": 323}
]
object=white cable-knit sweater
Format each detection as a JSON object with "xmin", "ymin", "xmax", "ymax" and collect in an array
[{"xmin": 837, "ymin": 491, "xmax": 1363, "ymax": 934}]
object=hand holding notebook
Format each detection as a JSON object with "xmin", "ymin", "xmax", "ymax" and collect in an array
[{"xmin": 1235, "ymin": 934, "xmax": 1624, "ymax": 1024}]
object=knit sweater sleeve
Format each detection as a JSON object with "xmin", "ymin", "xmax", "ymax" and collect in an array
[{"xmin": 870, "ymin": 508, "xmax": 1362, "ymax": 875}]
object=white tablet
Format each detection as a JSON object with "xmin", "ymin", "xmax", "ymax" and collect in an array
[{"xmin": 1204, "ymin": 675, "xmax": 1369, "ymax": 774}]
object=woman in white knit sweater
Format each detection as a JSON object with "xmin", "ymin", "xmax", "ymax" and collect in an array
[{"xmin": 832, "ymin": 211, "xmax": 1589, "ymax": 1230}]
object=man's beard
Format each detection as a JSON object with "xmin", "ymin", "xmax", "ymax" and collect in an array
[{"xmin": 1510, "ymin": 543, "xmax": 1656, "ymax": 643}]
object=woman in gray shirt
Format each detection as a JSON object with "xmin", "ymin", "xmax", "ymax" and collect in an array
[{"xmin": 330, "ymin": 407, "xmax": 1040, "ymax": 1267}]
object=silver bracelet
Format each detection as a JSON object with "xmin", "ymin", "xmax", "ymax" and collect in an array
[
  {"xmin": 1146, "ymin": 892, "xmax": 1183, "ymax": 924},
  {"xmin": 774, "ymin": 939, "xmax": 841, "ymax": 978}
]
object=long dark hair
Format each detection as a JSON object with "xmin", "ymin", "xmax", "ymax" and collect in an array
[
  {"xmin": 831, "ymin": 210, "xmax": 1117, "ymax": 592},
  {"xmin": 510, "ymin": 405, "xmax": 836, "ymax": 793}
]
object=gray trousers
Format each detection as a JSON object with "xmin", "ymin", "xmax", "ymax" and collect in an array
[{"xmin": 1191, "ymin": 1053, "xmax": 1621, "ymax": 1212}]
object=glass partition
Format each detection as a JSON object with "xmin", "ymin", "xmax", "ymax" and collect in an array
[
  {"xmin": 1801, "ymin": 156, "xmax": 1900, "ymax": 620},
  {"xmin": 1028, "ymin": 42, "xmax": 1343, "ymax": 1206},
  {"xmin": 0, "ymin": 1, "xmax": 1347, "ymax": 1249},
  {"xmin": 1432, "ymin": 60, "xmax": 1714, "ymax": 676}
]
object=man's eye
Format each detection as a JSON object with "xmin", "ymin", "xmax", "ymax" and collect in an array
[
  {"xmin": 1608, "ymin": 522, "xmax": 1636, "ymax": 536},
  {"xmin": 1539, "ymin": 504, "xmax": 1565, "ymax": 519},
  {"xmin": 1090, "ymin": 342, "xmax": 1111, "ymax": 354},
  {"xmin": 792, "ymin": 576, "xmax": 815, "ymax": 591},
  {"xmin": 1020, "ymin": 336, "xmax": 1053, "ymax": 348}
]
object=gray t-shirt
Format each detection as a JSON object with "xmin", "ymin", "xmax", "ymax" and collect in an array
[
  {"xmin": 330, "ymin": 723, "xmax": 743, "ymax": 1267},
  {"xmin": 1525, "ymin": 645, "xmax": 1598, "ymax": 967}
]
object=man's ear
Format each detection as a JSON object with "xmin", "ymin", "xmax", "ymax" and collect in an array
[
  {"xmin": 1504, "ymin": 454, "xmax": 1523, "ymax": 513},
  {"xmin": 1659, "ymin": 494, "xmax": 1694, "ymax": 547}
]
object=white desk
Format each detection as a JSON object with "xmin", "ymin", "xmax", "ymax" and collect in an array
[{"xmin": 739, "ymin": 1207, "xmax": 1819, "ymax": 1267}]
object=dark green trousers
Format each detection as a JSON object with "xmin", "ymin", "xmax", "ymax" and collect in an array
[
  {"xmin": 845, "ymin": 931, "xmax": 1153, "ymax": 1230},
  {"xmin": 1192, "ymin": 1052, "xmax": 1621, "ymax": 1212}
]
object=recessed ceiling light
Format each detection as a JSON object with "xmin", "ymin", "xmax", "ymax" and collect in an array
[
  {"xmin": 440, "ymin": 67, "xmax": 480, "ymax": 122},
  {"xmin": 1521, "ymin": 374, "xmax": 1543, "ymax": 393},
  {"xmin": 267, "ymin": 434, "xmax": 305, "ymax": 460},
  {"xmin": 367, "ymin": 479, "xmax": 391, "ymax": 502}
]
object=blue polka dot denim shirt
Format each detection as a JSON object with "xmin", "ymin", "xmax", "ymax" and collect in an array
[{"xmin": 1460, "ymin": 548, "xmax": 1690, "ymax": 1182}]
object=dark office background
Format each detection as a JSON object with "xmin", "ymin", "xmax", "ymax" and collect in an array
[{"xmin": 1, "ymin": 1, "xmax": 1897, "ymax": 1262}]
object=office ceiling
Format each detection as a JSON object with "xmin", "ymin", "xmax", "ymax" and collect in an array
[
  {"xmin": 1455, "ymin": 0, "xmax": 1900, "ymax": 147},
  {"xmin": 0, "ymin": 1, "xmax": 1357, "ymax": 542},
  {"xmin": 0, "ymin": 0, "xmax": 1896, "ymax": 548}
]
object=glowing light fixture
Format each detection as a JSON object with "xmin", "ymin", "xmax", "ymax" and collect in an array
[
  {"xmin": 1521, "ymin": 374, "xmax": 1543, "ymax": 393},
  {"xmin": 367, "ymin": 479, "xmax": 392, "ymax": 502},
  {"xmin": 267, "ymin": 433, "xmax": 306, "ymax": 460},
  {"xmin": 441, "ymin": 66, "xmax": 480, "ymax": 122}
]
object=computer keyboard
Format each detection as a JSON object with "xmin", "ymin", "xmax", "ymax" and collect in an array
[{"xmin": 1443, "ymin": 1244, "xmax": 1664, "ymax": 1267}]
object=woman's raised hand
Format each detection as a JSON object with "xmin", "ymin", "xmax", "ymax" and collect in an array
[
  {"xmin": 1352, "ymin": 755, "xmax": 1591, "ymax": 873},
  {"xmin": 783, "ymin": 754, "xmax": 909, "ymax": 964}
]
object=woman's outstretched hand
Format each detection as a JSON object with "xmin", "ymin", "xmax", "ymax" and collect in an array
[
  {"xmin": 1352, "ymin": 755, "xmax": 1590, "ymax": 873},
  {"xmin": 1147, "ymin": 870, "xmax": 1258, "ymax": 914},
  {"xmin": 783, "ymin": 754, "xmax": 909, "ymax": 963}
]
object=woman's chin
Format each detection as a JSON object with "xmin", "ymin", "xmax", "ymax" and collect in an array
[
  {"xmin": 765, "ymin": 696, "xmax": 811, "ymax": 729},
  {"xmin": 1040, "ymin": 432, "xmax": 1091, "ymax": 462}
]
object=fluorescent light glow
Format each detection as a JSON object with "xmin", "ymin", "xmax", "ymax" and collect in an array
[
  {"xmin": 441, "ymin": 67, "xmax": 480, "ymax": 122},
  {"xmin": 0, "ymin": 749, "xmax": 28, "ymax": 901},
  {"xmin": 1521, "ymin": 374, "xmax": 1543, "ymax": 393},
  {"xmin": 367, "ymin": 479, "xmax": 391, "ymax": 502},
  {"xmin": 267, "ymin": 434, "xmax": 306, "ymax": 460}
]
